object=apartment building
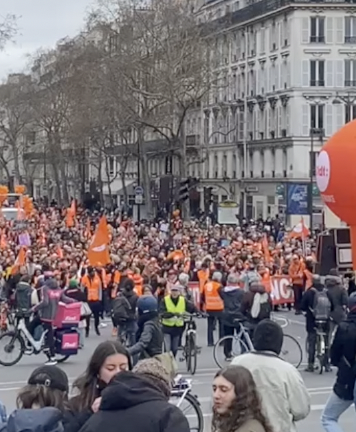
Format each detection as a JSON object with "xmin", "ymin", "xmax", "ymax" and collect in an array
[{"xmin": 182, "ymin": 0, "xmax": 356, "ymax": 221}]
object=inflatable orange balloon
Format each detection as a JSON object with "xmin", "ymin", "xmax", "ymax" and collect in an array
[{"xmin": 316, "ymin": 118, "xmax": 356, "ymax": 267}]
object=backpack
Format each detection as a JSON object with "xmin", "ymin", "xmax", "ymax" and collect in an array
[
  {"xmin": 112, "ymin": 293, "xmax": 131, "ymax": 323},
  {"xmin": 312, "ymin": 288, "xmax": 331, "ymax": 321},
  {"xmin": 251, "ymin": 292, "xmax": 271, "ymax": 320}
]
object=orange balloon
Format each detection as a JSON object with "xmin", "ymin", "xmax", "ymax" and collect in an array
[{"xmin": 316, "ymin": 119, "xmax": 356, "ymax": 224}]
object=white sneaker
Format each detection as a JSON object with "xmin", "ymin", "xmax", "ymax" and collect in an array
[
  {"xmin": 45, "ymin": 357, "xmax": 57, "ymax": 366},
  {"xmin": 99, "ymin": 322, "xmax": 108, "ymax": 328}
]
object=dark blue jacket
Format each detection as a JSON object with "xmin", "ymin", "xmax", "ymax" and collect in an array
[{"xmin": 0, "ymin": 407, "xmax": 63, "ymax": 432}]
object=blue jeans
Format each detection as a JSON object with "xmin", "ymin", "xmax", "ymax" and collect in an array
[
  {"xmin": 321, "ymin": 392, "xmax": 354, "ymax": 432},
  {"xmin": 164, "ymin": 333, "xmax": 181, "ymax": 358}
]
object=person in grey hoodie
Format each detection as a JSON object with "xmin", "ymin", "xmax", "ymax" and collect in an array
[
  {"xmin": 325, "ymin": 269, "xmax": 348, "ymax": 329},
  {"xmin": 27, "ymin": 278, "xmax": 74, "ymax": 365},
  {"xmin": 218, "ymin": 273, "xmax": 245, "ymax": 361}
]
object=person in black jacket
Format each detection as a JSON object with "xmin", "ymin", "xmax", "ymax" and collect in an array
[
  {"xmin": 301, "ymin": 275, "xmax": 332, "ymax": 372},
  {"xmin": 128, "ymin": 296, "xmax": 163, "ymax": 363},
  {"xmin": 77, "ymin": 359, "xmax": 190, "ymax": 432},
  {"xmin": 218, "ymin": 273, "xmax": 245, "ymax": 361},
  {"xmin": 321, "ymin": 292, "xmax": 356, "ymax": 431}
]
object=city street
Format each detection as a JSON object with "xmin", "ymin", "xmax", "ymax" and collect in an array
[{"xmin": 0, "ymin": 314, "xmax": 354, "ymax": 431}]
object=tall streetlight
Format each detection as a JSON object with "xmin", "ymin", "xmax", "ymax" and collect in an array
[{"xmin": 303, "ymin": 95, "xmax": 328, "ymax": 231}]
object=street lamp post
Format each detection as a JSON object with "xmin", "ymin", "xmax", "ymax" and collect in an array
[{"xmin": 303, "ymin": 95, "xmax": 329, "ymax": 231}]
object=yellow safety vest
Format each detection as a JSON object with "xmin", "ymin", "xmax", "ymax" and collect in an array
[{"xmin": 161, "ymin": 295, "xmax": 185, "ymax": 327}]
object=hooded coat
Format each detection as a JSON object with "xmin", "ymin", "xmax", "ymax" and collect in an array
[
  {"xmin": 77, "ymin": 372, "xmax": 189, "ymax": 432},
  {"xmin": 0, "ymin": 407, "xmax": 63, "ymax": 432},
  {"xmin": 324, "ymin": 275, "xmax": 348, "ymax": 324}
]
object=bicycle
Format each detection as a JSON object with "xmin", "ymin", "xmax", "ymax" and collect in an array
[
  {"xmin": 213, "ymin": 318, "xmax": 303, "ymax": 369},
  {"xmin": 305, "ymin": 321, "xmax": 329, "ymax": 374},
  {"xmin": 170, "ymin": 374, "xmax": 204, "ymax": 432},
  {"xmin": 0, "ymin": 313, "xmax": 74, "ymax": 366},
  {"xmin": 179, "ymin": 313, "xmax": 204, "ymax": 375}
]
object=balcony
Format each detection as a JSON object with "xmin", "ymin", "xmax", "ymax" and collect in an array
[
  {"xmin": 310, "ymin": 35, "xmax": 325, "ymax": 43},
  {"xmin": 186, "ymin": 134, "xmax": 200, "ymax": 147},
  {"xmin": 345, "ymin": 36, "xmax": 356, "ymax": 44},
  {"xmin": 310, "ymin": 80, "xmax": 325, "ymax": 87},
  {"xmin": 206, "ymin": 0, "xmax": 356, "ymax": 34},
  {"xmin": 345, "ymin": 80, "xmax": 356, "ymax": 86}
]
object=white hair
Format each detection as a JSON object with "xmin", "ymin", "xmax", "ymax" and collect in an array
[
  {"xmin": 212, "ymin": 271, "xmax": 222, "ymax": 282},
  {"xmin": 178, "ymin": 273, "xmax": 189, "ymax": 286}
]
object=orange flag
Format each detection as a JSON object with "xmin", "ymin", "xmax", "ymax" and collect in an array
[
  {"xmin": 87, "ymin": 216, "xmax": 111, "ymax": 266},
  {"xmin": 65, "ymin": 200, "xmax": 76, "ymax": 228},
  {"xmin": 12, "ymin": 247, "xmax": 26, "ymax": 274},
  {"xmin": 288, "ymin": 217, "xmax": 310, "ymax": 239},
  {"xmin": 0, "ymin": 232, "xmax": 7, "ymax": 249},
  {"xmin": 261, "ymin": 234, "xmax": 272, "ymax": 263}
]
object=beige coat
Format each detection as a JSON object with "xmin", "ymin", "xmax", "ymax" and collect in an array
[{"xmin": 214, "ymin": 419, "xmax": 266, "ymax": 432}]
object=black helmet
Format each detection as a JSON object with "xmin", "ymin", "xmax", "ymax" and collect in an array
[{"xmin": 348, "ymin": 292, "xmax": 356, "ymax": 312}]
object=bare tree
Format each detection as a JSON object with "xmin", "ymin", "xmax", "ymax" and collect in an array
[
  {"xmin": 88, "ymin": 0, "xmax": 215, "ymax": 218},
  {"xmin": 0, "ymin": 74, "xmax": 32, "ymax": 184},
  {"xmin": 0, "ymin": 14, "xmax": 17, "ymax": 50}
]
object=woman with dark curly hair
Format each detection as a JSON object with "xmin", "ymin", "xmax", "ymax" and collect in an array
[{"xmin": 212, "ymin": 366, "xmax": 274, "ymax": 432}]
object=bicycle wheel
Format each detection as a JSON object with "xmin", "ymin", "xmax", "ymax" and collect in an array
[
  {"xmin": 189, "ymin": 333, "xmax": 197, "ymax": 375},
  {"xmin": 0, "ymin": 331, "xmax": 25, "ymax": 366},
  {"xmin": 185, "ymin": 336, "xmax": 192, "ymax": 373},
  {"xmin": 171, "ymin": 392, "xmax": 204, "ymax": 432},
  {"xmin": 316, "ymin": 334, "xmax": 325, "ymax": 375},
  {"xmin": 280, "ymin": 334, "xmax": 303, "ymax": 368},
  {"xmin": 213, "ymin": 335, "xmax": 248, "ymax": 369},
  {"xmin": 56, "ymin": 354, "xmax": 70, "ymax": 364}
]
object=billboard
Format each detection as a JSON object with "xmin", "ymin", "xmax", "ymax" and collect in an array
[{"xmin": 286, "ymin": 183, "xmax": 309, "ymax": 215}]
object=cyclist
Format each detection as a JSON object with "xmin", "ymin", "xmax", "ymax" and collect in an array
[
  {"xmin": 160, "ymin": 285, "xmax": 196, "ymax": 358},
  {"xmin": 301, "ymin": 274, "xmax": 332, "ymax": 372},
  {"xmin": 28, "ymin": 277, "xmax": 75, "ymax": 365},
  {"xmin": 128, "ymin": 296, "xmax": 163, "ymax": 363},
  {"xmin": 219, "ymin": 273, "xmax": 245, "ymax": 361}
]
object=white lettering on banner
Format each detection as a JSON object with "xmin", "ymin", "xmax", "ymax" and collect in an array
[
  {"xmin": 321, "ymin": 194, "xmax": 335, "ymax": 203},
  {"xmin": 270, "ymin": 277, "xmax": 294, "ymax": 305},
  {"xmin": 62, "ymin": 342, "xmax": 78, "ymax": 349},
  {"xmin": 64, "ymin": 316, "xmax": 78, "ymax": 321}
]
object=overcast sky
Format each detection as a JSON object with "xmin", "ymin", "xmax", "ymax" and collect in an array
[{"xmin": 0, "ymin": 0, "xmax": 94, "ymax": 79}]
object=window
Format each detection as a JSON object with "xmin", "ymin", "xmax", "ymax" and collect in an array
[
  {"xmin": 345, "ymin": 60, "xmax": 356, "ymax": 86},
  {"xmin": 310, "ymin": 17, "xmax": 325, "ymax": 43},
  {"xmin": 270, "ymin": 22, "xmax": 277, "ymax": 51},
  {"xmin": 108, "ymin": 157, "xmax": 115, "ymax": 176},
  {"xmin": 310, "ymin": 60, "xmax": 325, "ymax": 86},
  {"xmin": 345, "ymin": 17, "xmax": 356, "ymax": 43},
  {"xmin": 310, "ymin": 104, "xmax": 324, "ymax": 130},
  {"xmin": 345, "ymin": 105, "xmax": 356, "ymax": 123}
]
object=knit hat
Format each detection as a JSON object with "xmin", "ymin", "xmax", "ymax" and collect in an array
[
  {"xmin": 133, "ymin": 358, "xmax": 171, "ymax": 398},
  {"xmin": 68, "ymin": 279, "xmax": 78, "ymax": 288},
  {"xmin": 28, "ymin": 365, "xmax": 69, "ymax": 393},
  {"xmin": 253, "ymin": 319, "xmax": 283, "ymax": 355}
]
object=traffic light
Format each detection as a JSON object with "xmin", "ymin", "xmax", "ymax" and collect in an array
[
  {"xmin": 179, "ymin": 179, "xmax": 190, "ymax": 202},
  {"xmin": 178, "ymin": 177, "xmax": 199, "ymax": 202}
]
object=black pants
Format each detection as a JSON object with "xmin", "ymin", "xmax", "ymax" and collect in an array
[
  {"xmin": 207, "ymin": 312, "xmax": 223, "ymax": 346},
  {"xmin": 28, "ymin": 316, "xmax": 55, "ymax": 357},
  {"xmin": 86, "ymin": 301, "xmax": 101, "ymax": 334},
  {"xmin": 307, "ymin": 324, "xmax": 329, "ymax": 366},
  {"xmin": 292, "ymin": 285, "xmax": 304, "ymax": 312}
]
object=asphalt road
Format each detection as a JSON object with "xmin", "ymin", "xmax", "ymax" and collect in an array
[{"xmin": 0, "ymin": 314, "xmax": 354, "ymax": 431}]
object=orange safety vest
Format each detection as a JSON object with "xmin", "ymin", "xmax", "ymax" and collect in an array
[
  {"xmin": 132, "ymin": 274, "xmax": 143, "ymax": 297},
  {"xmin": 203, "ymin": 281, "xmax": 224, "ymax": 311},
  {"xmin": 198, "ymin": 269, "xmax": 209, "ymax": 293},
  {"xmin": 81, "ymin": 274, "xmax": 102, "ymax": 302}
]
